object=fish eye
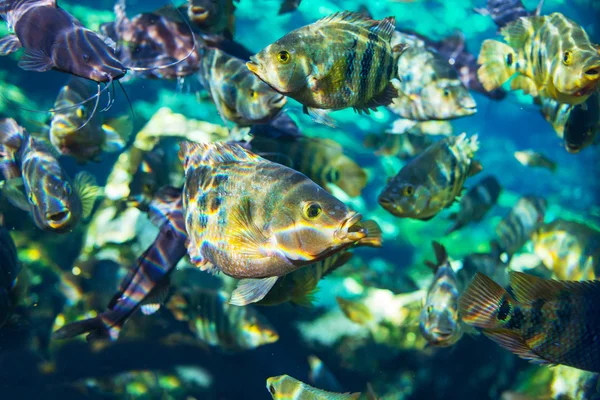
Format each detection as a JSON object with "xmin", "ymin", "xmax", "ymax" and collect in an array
[
  {"xmin": 249, "ymin": 89, "xmax": 258, "ymax": 99},
  {"xmin": 427, "ymin": 305, "xmax": 433, "ymax": 314},
  {"xmin": 82, "ymin": 54, "xmax": 90, "ymax": 63},
  {"xmin": 269, "ymin": 384, "xmax": 276, "ymax": 395},
  {"xmin": 326, "ymin": 168, "xmax": 340, "ymax": 183},
  {"xmin": 403, "ymin": 185, "xmax": 415, "ymax": 197},
  {"xmin": 76, "ymin": 106, "xmax": 86, "ymax": 119},
  {"xmin": 277, "ymin": 50, "xmax": 291, "ymax": 64},
  {"xmin": 303, "ymin": 202, "xmax": 322, "ymax": 219},
  {"xmin": 443, "ymin": 89, "xmax": 450, "ymax": 97},
  {"xmin": 562, "ymin": 51, "xmax": 572, "ymax": 66},
  {"xmin": 64, "ymin": 183, "xmax": 72, "ymax": 196},
  {"xmin": 28, "ymin": 192, "xmax": 35, "ymax": 205}
]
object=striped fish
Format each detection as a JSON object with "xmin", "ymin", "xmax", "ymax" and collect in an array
[
  {"xmin": 53, "ymin": 186, "xmax": 188, "ymax": 341},
  {"xmin": 494, "ymin": 195, "xmax": 547, "ymax": 258},
  {"xmin": 167, "ymin": 288, "xmax": 278, "ymax": 352},
  {"xmin": 446, "ymin": 175, "xmax": 502, "ymax": 234},
  {"xmin": 248, "ymin": 135, "xmax": 367, "ymax": 198},
  {"xmin": 247, "ymin": 12, "xmax": 406, "ymax": 127},
  {"xmin": 267, "ymin": 375, "xmax": 360, "ymax": 400},
  {"xmin": 420, "ymin": 242, "xmax": 463, "ymax": 347},
  {"xmin": 0, "ymin": 118, "xmax": 100, "ymax": 233},
  {"xmin": 478, "ymin": 12, "xmax": 600, "ymax": 105},
  {"xmin": 378, "ymin": 133, "xmax": 482, "ymax": 221},
  {"xmin": 198, "ymin": 46, "xmax": 287, "ymax": 126}
]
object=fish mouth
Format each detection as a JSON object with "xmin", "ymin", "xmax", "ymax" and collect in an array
[
  {"xmin": 565, "ymin": 142, "xmax": 582, "ymax": 154},
  {"xmin": 246, "ymin": 57, "xmax": 261, "ymax": 75},
  {"xmin": 46, "ymin": 210, "xmax": 71, "ymax": 229},
  {"xmin": 574, "ymin": 80, "xmax": 598, "ymax": 97},
  {"xmin": 335, "ymin": 212, "xmax": 366, "ymax": 242},
  {"xmin": 378, "ymin": 196, "xmax": 400, "ymax": 214},
  {"xmin": 269, "ymin": 94, "xmax": 287, "ymax": 108},
  {"xmin": 190, "ymin": 6, "xmax": 209, "ymax": 21}
]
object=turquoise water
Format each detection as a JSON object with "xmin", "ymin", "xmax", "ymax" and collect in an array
[{"xmin": 0, "ymin": 0, "xmax": 599, "ymax": 399}]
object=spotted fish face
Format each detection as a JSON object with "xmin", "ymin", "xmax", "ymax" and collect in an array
[
  {"xmin": 551, "ymin": 45, "xmax": 600, "ymax": 103},
  {"xmin": 420, "ymin": 280, "xmax": 462, "ymax": 346},
  {"xmin": 422, "ymin": 80, "xmax": 477, "ymax": 119},
  {"xmin": 236, "ymin": 79, "xmax": 287, "ymax": 124},
  {"xmin": 323, "ymin": 155, "xmax": 367, "ymax": 198},
  {"xmin": 378, "ymin": 179, "xmax": 433, "ymax": 219}
]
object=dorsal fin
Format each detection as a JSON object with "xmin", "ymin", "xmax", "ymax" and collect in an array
[
  {"xmin": 509, "ymin": 271, "xmax": 600, "ymax": 304},
  {"xmin": 317, "ymin": 12, "xmax": 396, "ymax": 41},
  {"xmin": 424, "ymin": 241, "xmax": 448, "ymax": 272},
  {"xmin": 178, "ymin": 141, "xmax": 265, "ymax": 172}
]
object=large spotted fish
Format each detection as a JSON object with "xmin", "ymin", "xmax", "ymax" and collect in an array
[
  {"xmin": 267, "ymin": 375, "xmax": 360, "ymax": 400},
  {"xmin": 179, "ymin": 142, "xmax": 366, "ymax": 305}
]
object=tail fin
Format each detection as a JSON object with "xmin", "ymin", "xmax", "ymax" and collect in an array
[
  {"xmin": 53, "ymin": 311, "xmax": 121, "ymax": 342},
  {"xmin": 459, "ymin": 272, "xmax": 515, "ymax": 330},
  {"xmin": 477, "ymin": 40, "xmax": 517, "ymax": 91},
  {"xmin": 424, "ymin": 241, "xmax": 448, "ymax": 272}
]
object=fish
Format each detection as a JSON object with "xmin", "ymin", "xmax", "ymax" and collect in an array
[
  {"xmin": 446, "ymin": 175, "xmax": 502, "ymax": 234},
  {"xmin": 0, "ymin": 213, "xmax": 20, "ymax": 329},
  {"xmin": 102, "ymin": 0, "xmax": 200, "ymax": 80},
  {"xmin": 459, "ymin": 271, "xmax": 600, "ymax": 373},
  {"xmin": 459, "ymin": 245, "xmax": 510, "ymax": 290},
  {"xmin": 0, "ymin": 118, "xmax": 100, "ymax": 233},
  {"xmin": 49, "ymin": 77, "xmax": 132, "ymax": 163},
  {"xmin": 246, "ymin": 12, "xmax": 407, "ymax": 127},
  {"xmin": 52, "ymin": 186, "xmax": 188, "ymax": 341},
  {"xmin": 494, "ymin": 195, "xmax": 547, "ymax": 258},
  {"xmin": 197, "ymin": 46, "xmax": 287, "ymax": 127},
  {"xmin": 267, "ymin": 375, "xmax": 360, "ymax": 400},
  {"xmin": 378, "ymin": 133, "xmax": 482, "ymax": 221},
  {"xmin": 278, "ymin": 0, "xmax": 301, "ymax": 15},
  {"xmin": 420, "ymin": 241, "xmax": 463, "ymax": 347},
  {"xmin": 251, "ymin": 220, "xmax": 382, "ymax": 307},
  {"xmin": 477, "ymin": 12, "xmax": 600, "ymax": 105},
  {"xmin": 336, "ymin": 296, "xmax": 374, "ymax": 326},
  {"xmin": 531, "ymin": 219, "xmax": 600, "ymax": 281},
  {"xmin": 179, "ymin": 142, "xmax": 367, "ymax": 305},
  {"xmin": 364, "ymin": 131, "xmax": 435, "ymax": 159},
  {"xmin": 563, "ymin": 92, "xmax": 599, "ymax": 153},
  {"xmin": 514, "ymin": 150, "xmax": 557, "ymax": 172},
  {"xmin": 0, "ymin": 0, "xmax": 126, "ymax": 82},
  {"xmin": 389, "ymin": 31, "xmax": 477, "ymax": 121},
  {"xmin": 474, "ymin": 0, "xmax": 544, "ymax": 30},
  {"xmin": 248, "ymin": 135, "xmax": 367, "ymax": 197},
  {"xmin": 186, "ymin": 0, "xmax": 236, "ymax": 38},
  {"xmin": 308, "ymin": 355, "xmax": 344, "ymax": 393},
  {"xmin": 167, "ymin": 288, "xmax": 279, "ymax": 352}
]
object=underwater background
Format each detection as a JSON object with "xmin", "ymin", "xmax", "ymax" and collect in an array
[{"xmin": 0, "ymin": 0, "xmax": 599, "ymax": 399}]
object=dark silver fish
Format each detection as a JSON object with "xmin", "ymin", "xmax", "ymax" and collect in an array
[
  {"xmin": 446, "ymin": 175, "xmax": 502, "ymax": 234},
  {"xmin": 564, "ymin": 91, "xmax": 599, "ymax": 153},
  {"xmin": 0, "ymin": 0, "xmax": 126, "ymax": 82},
  {"xmin": 474, "ymin": 0, "xmax": 544, "ymax": 30},
  {"xmin": 279, "ymin": 0, "xmax": 302, "ymax": 15}
]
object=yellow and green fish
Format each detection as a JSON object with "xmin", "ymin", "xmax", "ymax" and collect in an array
[
  {"xmin": 179, "ymin": 142, "xmax": 366, "ymax": 305},
  {"xmin": 378, "ymin": 133, "xmax": 482, "ymax": 220},
  {"xmin": 514, "ymin": 150, "xmax": 557, "ymax": 172},
  {"xmin": 246, "ymin": 11, "xmax": 407, "ymax": 127},
  {"xmin": 478, "ymin": 12, "xmax": 600, "ymax": 105},
  {"xmin": 267, "ymin": 374, "xmax": 360, "ymax": 400},
  {"xmin": 460, "ymin": 271, "xmax": 600, "ymax": 373}
]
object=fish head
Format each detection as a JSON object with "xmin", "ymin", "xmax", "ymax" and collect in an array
[
  {"xmin": 247, "ymin": 36, "xmax": 309, "ymax": 94},
  {"xmin": 267, "ymin": 375, "xmax": 296, "ymax": 399},
  {"xmin": 563, "ymin": 94, "xmax": 599, "ymax": 153},
  {"xmin": 270, "ymin": 177, "xmax": 366, "ymax": 263},
  {"xmin": 552, "ymin": 45, "xmax": 600, "ymax": 104},
  {"xmin": 419, "ymin": 297, "xmax": 462, "ymax": 347},
  {"xmin": 378, "ymin": 178, "xmax": 432, "ymax": 219},
  {"xmin": 188, "ymin": 0, "xmax": 220, "ymax": 26},
  {"xmin": 323, "ymin": 155, "xmax": 367, "ymax": 198},
  {"xmin": 54, "ymin": 27, "xmax": 127, "ymax": 83},
  {"xmin": 28, "ymin": 170, "xmax": 78, "ymax": 232},
  {"xmin": 424, "ymin": 80, "xmax": 477, "ymax": 119},
  {"xmin": 236, "ymin": 79, "xmax": 287, "ymax": 124},
  {"xmin": 241, "ymin": 311, "xmax": 279, "ymax": 348}
]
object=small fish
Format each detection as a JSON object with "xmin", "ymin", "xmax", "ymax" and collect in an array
[
  {"xmin": 308, "ymin": 355, "xmax": 344, "ymax": 393},
  {"xmin": 378, "ymin": 133, "xmax": 482, "ymax": 221},
  {"xmin": 389, "ymin": 31, "xmax": 477, "ymax": 121},
  {"xmin": 249, "ymin": 135, "xmax": 367, "ymax": 197},
  {"xmin": 563, "ymin": 92, "xmax": 599, "ymax": 153},
  {"xmin": 477, "ymin": 12, "xmax": 600, "ymax": 105},
  {"xmin": 420, "ymin": 242, "xmax": 462, "ymax": 347},
  {"xmin": 186, "ymin": 0, "xmax": 236, "ymax": 38},
  {"xmin": 0, "ymin": 213, "xmax": 20, "ymax": 329},
  {"xmin": 389, "ymin": 119, "xmax": 454, "ymax": 137},
  {"xmin": 364, "ymin": 130, "xmax": 436, "ymax": 159},
  {"xmin": 532, "ymin": 219, "xmax": 600, "ymax": 281},
  {"xmin": 180, "ymin": 142, "xmax": 366, "ymax": 305},
  {"xmin": 247, "ymin": 12, "xmax": 406, "ymax": 126},
  {"xmin": 198, "ymin": 46, "xmax": 287, "ymax": 127},
  {"xmin": 49, "ymin": 77, "xmax": 132, "ymax": 163},
  {"xmin": 127, "ymin": 148, "xmax": 170, "ymax": 209},
  {"xmin": 460, "ymin": 271, "xmax": 600, "ymax": 373},
  {"xmin": 446, "ymin": 175, "xmax": 502, "ymax": 234},
  {"xmin": 474, "ymin": 0, "xmax": 544, "ymax": 30},
  {"xmin": 459, "ymin": 242, "xmax": 509, "ymax": 289},
  {"xmin": 250, "ymin": 220, "xmax": 382, "ymax": 307},
  {"xmin": 53, "ymin": 186, "xmax": 188, "ymax": 341},
  {"xmin": 267, "ymin": 375, "xmax": 360, "ymax": 400},
  {"xmin": 336, "ymin": 296, "xmax": 374, "ymax": 326},
  {"xmin": 278, "ymin": 0, "xmax": 301, "ymax": 15},
  {"xmin": 494, "ymin": 195, "xmax": 547, "ymax": 258},
  {"xmin": 0, "ymin": 0, "xmax": 126, "ymax": 82},
  {"xmin": 167, "ymin": 288, "xmax": 278, "ymax": 352},
  {"xmin": 514, "ymin": 150, "xmax": 557, "ymax": 172},
  {"xmin": 0, "ymin": 118, "xmax": 100, "ymax": 233}
]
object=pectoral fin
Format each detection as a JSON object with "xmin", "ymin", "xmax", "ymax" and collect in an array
[
  {"xmin": 19, "ymin": 49, "xmax": 54, "ymax": 72},
  {"xmin": 229, "ymin": 276, "xmax": 279, "ymax": 306},
  {"xmin": 0, "ymin": 34, "xmax": 21, "ymax": 55}
]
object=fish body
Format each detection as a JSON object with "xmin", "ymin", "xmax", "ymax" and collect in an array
[
  {"xmin": 0, "ymin": 1, "xmax": 126, "ymax": 82},
  {"xmin": 249, "ymin": 135, "xmax": 367, "ymax": 197},
  {"xmin": 49, "ymin": 77, "xmax": 131, "ymax": 163},
  {"xmin": 446, "ymin": 175, "xmax": 502, "ymax": 234},
  {"xmin": 475, "ymin": 0, "xmax": 543, "ymax": 30},
  {"xmin": 460, "ymin": 271, "xmax": 600, "ymax": 373},
  {"xmin": 364, "ymin": 131, "xmax": 435, "ymax": 159},
  {"xmin": 278, "ymin": 0, "xmax": 301, "ymax": 15},
  {"xmin": 0, "ymin": 214, "xmax": 20, "ymax": 329},
  {"xmin": 477, "ymin": 12, "xmax": 600, "ymax": 105},
  {"xmin": 378, "ymin": 133, "xmax": 482, "ymax": 220},
  {"xmin": 563, "ymin": 91, "xmax": 599, "ymax": 153},
  {"xmin": 198, "ymin": 46, "xmax": 287, "ymax": 126},
  {"xmin": 186, "ymin": 0, "xmax": 236, "ymax": 38},
  {"xmin": 495, "ymin": 195, "xmax": 547, "ymax": 257},
  {"xmin": 389, "ymin": 31, "xmax": 477, "ymax": 121},
  {"xmin": 267, "ymin": 375, "xmax": 360, "ymax": 400},
  {"xmin": 0, "ymin": 118, "xmax": 99, "ymax": 232},
  {"xmin": 336, "ymin": 296, "xmax": 374, "ymax": 325},
  {"xmin": 532, "ymin": 219, "xmax": 600, "ymax": 281},
  {"xmin": 514, "ymin": 150, "xmax": 556, "ymax": 172},
  {"xmin": 247, "ymin": 12, "xmax": 405, "ymax": 126},
  {"xmin": 53, "ymin": 186, "xmax": 188, "ymax": 341},
  {"xmin": 420, "ymin": 242, "xmax": 462, "ymax": 347},
  {"xmin": 167, "ymin": 288, "xmax": 278, "ymax": 352}
]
